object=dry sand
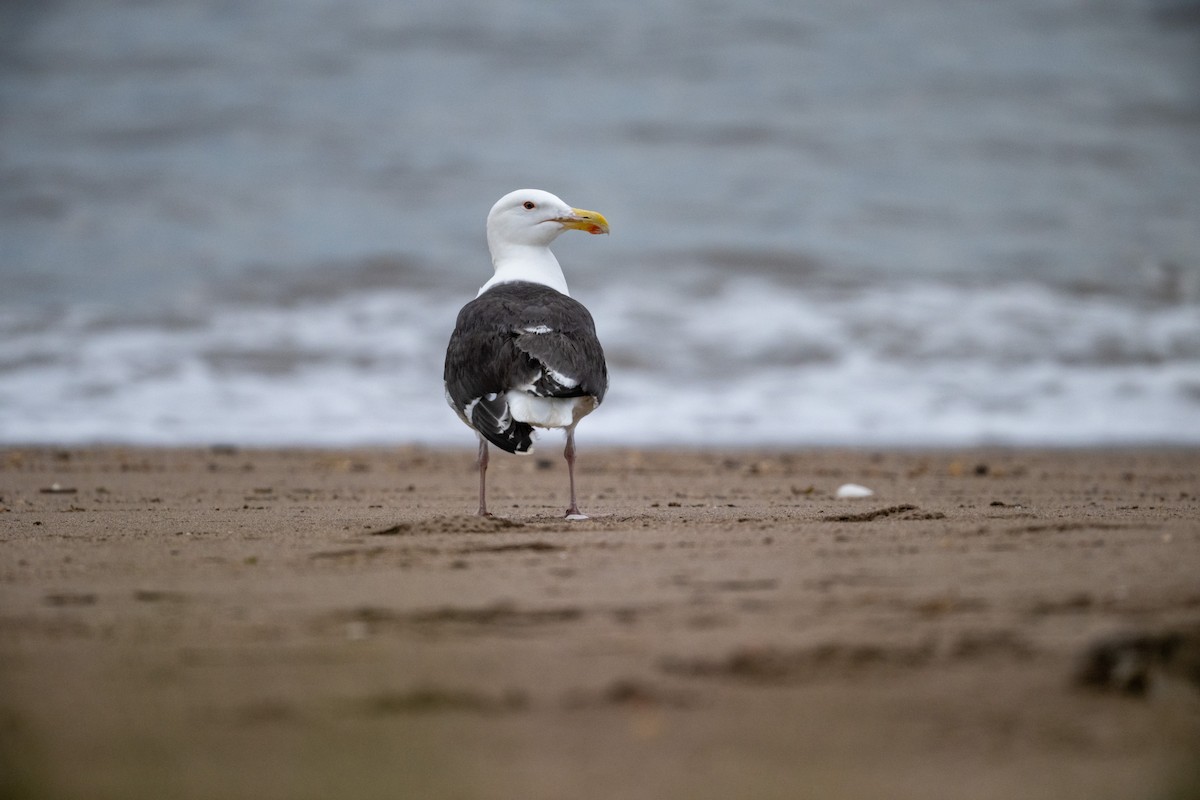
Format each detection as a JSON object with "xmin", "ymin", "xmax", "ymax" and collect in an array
[{"xmin": 1, "ymin": 445, "xmax": 1199, "ymax": 799}]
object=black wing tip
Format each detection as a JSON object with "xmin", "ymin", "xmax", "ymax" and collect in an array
[
  {"xmin": 480, "ymin": 422, "xmax": 536, "ymax": 454},
  {"xmin": 469, "ymin": 395, "xmax": 536, "ymax": 454}
]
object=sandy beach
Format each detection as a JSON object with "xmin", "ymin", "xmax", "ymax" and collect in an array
[{"xmin": 1, "ymin": 445, "xmax": 1198, "ymax": 799}]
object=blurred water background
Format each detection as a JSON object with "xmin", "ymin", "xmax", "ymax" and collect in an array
[{"xmin": 2, "ymin": 0, "xmax": 1199, "ymax": 447}]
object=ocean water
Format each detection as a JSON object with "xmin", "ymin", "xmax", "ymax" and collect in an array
[{"xmin": 2, "ymin": 0, "xmax": 1199, "ymax": 447}]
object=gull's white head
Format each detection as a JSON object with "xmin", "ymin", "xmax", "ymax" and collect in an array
[
  {"xmin": 479, "ymin": 189, "xmax": 609, "ymax": 296},
  {"xmin": 486, "ymin": 189, "xmax": 609, "ymax": 252}
]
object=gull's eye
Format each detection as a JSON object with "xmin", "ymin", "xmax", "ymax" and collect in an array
[{"xmin": 523, "ymin": 201, "xmax": 536, "ymax": 210}]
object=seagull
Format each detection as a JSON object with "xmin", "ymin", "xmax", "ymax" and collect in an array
[{"xmin": 444, "ymin": 189, "xmax": 609, "ymax": 519}]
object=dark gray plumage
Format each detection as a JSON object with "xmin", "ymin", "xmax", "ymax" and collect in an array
[{"xmin": 444, "ymin": 281, "xmax": 607, "ymax": 456}]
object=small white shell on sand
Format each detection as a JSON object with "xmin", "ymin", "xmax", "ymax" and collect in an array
[
  {"xmin": 566, "ymin": 513, "xmax": 590, "ymax": 521},
  {"xmin": 835, "ymin": 483, "xmax": 875, "ymax": 499}
]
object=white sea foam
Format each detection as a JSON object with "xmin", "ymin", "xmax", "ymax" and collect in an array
[{"xmin": 1, "ymin": 278, "xmax": 1196, "ymax": 447}]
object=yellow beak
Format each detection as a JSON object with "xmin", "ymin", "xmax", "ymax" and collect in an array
[{"xmin": 557, "ymin": 207, "xmax": 610, "ymax": 235}]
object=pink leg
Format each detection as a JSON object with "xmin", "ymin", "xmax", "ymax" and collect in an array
[
  {"xmin": 476, "ymin": 437, "xmax": 491, "ymax": 517},
  {"xmin": 564, "ymin": 427, "xmax": 586, "ymax": 519}
]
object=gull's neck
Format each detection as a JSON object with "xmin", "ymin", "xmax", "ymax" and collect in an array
[{"xmin": 478, "ymin": 243, "xmax": 570, "ymax": 297}]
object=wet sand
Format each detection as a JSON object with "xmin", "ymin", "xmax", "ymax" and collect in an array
[{"xmin": 2, "ymin": 446, "xmax": 1199, "ymax": 799}]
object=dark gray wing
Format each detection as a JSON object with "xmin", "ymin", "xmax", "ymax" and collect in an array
[{"xmin": 443, "ymin": 281, "xmax": 608, "ymax": 454}]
